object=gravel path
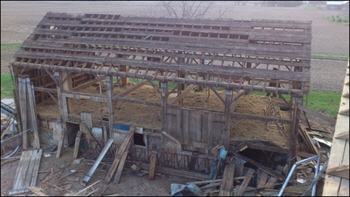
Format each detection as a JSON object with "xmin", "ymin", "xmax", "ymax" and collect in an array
[{"xmin": 310, "ymin": 59, "xmax": 348, "ymax": 92}]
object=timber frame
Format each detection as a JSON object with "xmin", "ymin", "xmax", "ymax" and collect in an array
[{"xmin": 10, "ymin": 12, "xmax": 312, "ymax": 168}]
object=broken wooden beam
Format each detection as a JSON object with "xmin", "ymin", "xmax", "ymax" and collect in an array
[
  {"xmin": 148, "ymin": 151, "xmax": 157, "ymax": 180},
  {"xmin": 113, "ymin": 139, "xmax": 132, "ymax": 184},
  {"xmin": 235, "ymin": 168, "xmax": 255, "ymax": 196},
  {"xmin": 327, "ymin": 165, "xmax": 349, "ymax": 179},
  {"xmin": 219, "ymin": 161, "xmax": 235, "ymax": 196},
  {"xmin": 73, "ymin": 130, "xmax": 83, "ymax": 160},
  {"xmin": 105, "ymin": 126, "xmax": 135, "ymax": 183},
  {"xmin": 298, "ymin": 105, "xmax": 336, "ymax": 125},
  {"xmin": 139, "ymin": 163, "xmax": 207, "ymax": 180}
]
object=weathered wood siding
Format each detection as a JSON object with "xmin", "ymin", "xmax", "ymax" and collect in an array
[{"xmin": 166, "ymin": 106, "xmax": 225, "ymax": 151}]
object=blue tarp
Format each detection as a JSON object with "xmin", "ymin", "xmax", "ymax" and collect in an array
[{"xmin": 113, "ymin": 123, "xmax": 130, "ymax": 131}]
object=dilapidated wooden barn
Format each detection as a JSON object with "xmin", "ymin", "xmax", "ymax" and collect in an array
[{"xmin": 10, "ymin": 12, "xmax": 312, "ymax": 178}]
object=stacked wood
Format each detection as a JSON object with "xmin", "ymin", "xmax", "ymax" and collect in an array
[{"xmin": 17, "ymin": 77, "xmax": 40, "ymax": 149}]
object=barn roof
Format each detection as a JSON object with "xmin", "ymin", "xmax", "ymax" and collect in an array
[{"xmin": 11, "ymin": 12, "xmax": 312, "ymax": 95}]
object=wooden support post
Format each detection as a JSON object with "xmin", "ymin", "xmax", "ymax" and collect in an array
[
  {"xmin": 224, "ymin": 90, "xmax": 233, "ymax": 149},
  {"xmin": 73, "ymin": 130, "xmax": 82, "ymax": 160},
  {"xmin": 120, "ymin": 66, "xmax": 128, "ymax": 85},
  {"xmin": 18, "ymin": 77, "xmax": 28, "ymax": 149},
  {"xmin": 177, "ymin": 71, "xmax": 185, "ymax": 105},
  {"xmin": 62, "ymin": 72, "xmax": 75, "ymax": 114},
  {"xmin": 55, "ymin": 72, "xmax": 68, "ymax": 158},
  {"xmin": 161, "ymin": 82, "xmax": 168, "ymax": 131},
  {"xmin": 148, "ymin": 151, "xmax": 157, "ymax": 180},
  {"xmin": 288, "ymin": 97, "xmax": 302, "ymax": 172},
  {"xmin": 106, "ymin": 76, "xmax": 114, "ymax": 140}
]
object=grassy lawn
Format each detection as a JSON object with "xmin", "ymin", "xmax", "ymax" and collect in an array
[
  {"xmin": 1, "ymin": 74, "xmax": 14, "ymax": 98},
  {"xmin": 1, "ymin": 43, "xmax": 21, "ymax": 51},
  {"xmin": 1, "ymin": 74, "xmax": 342, "ymax": 119},
  {"xmin": 312, "ymin": 53, "xmax": 349, "ymax": 61}
]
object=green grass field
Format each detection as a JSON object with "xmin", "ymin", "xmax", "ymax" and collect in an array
[
  {"xmin": 1, "ymin": 43, "xmax": 21, "ymax": 51},
  {"xmin": 1, "ymin": 74, "xmax": 342, "ymax": 119},
  {"xmin": 0, "ymin": 74, "xmax": 14, "ymax": 98}
]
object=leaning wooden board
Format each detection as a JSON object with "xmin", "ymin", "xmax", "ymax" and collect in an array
[{"xmin": 9, "ymin": 149, "xmax": 43, "ymax": 195}]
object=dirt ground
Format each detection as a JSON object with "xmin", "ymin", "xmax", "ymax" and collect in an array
[{"xmin": 1, "ymin": 147, "xmax": 192, "ymax": 196}]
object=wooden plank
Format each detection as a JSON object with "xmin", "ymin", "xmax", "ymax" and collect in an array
[
  {"xmin": 30, "ymin": 149, "xmax": 43, "ymax": 187},
  {"xmin": 18, "ymin": 77, "xmax": 28, "ymax": 149},
  {"xmin": 235, "ymin": 168, "xmax": 255, "ymax": 196},
  {"xmin": 335, "ymin": 132, "xmax": 349, "ymax": 140},
  {"xmin": 11, "ymin": 151, "xmax": 28, "ymax": 193},
  {"xmin": 28, "ymin": 187, "xmax": 47, "ymax": 196},
  {"xmin": 23, "ymin": 150, "xmax": 37, "ymax": 188},
  {"xmin": 257, "ymin": 171, "xmax": 268, "ymax": 188},
  {"xmin": 148, "ymin": 151, "xmax": 157, "ymax": 180},
  {"xmin": 73, "ymin": 130, "xmax": 83, "ymax": 159},
  {"xmin": 113, "ymin": 139, "xmax": 132, "ymax": 184},
  {"xmin": 139, "ymin": 163, "xmax": 207, "ymax": 180},
  {"xmin": 83, "ymin": 139, "xmax": 114, "ymax": 184},
  {"xmin": 27, "ymin": 80, "xmax": 40, "ymax": 149},
  {"xmin": 219, "ymin": 161, "xmax": 235, "ymax": 196},
  {"xmin": 299, "ymin": 105, "xmax": 336, "ymax": 125},
  {"xmin": 231, "ymin": 142, "xmax": 248, "ymax": 154},
  {"xmin": 105, "ymin": 126, "xmax": 135, "ymax": 183},
  {"xmin": 327, "ymin": 165, "xmax": 349, "ymax": 180},
  {"xmin": 16, "ymin": 150, "xmax": 33, "ymax": 191}
]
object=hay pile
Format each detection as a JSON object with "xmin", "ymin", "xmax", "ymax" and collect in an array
[{"xmin": 36, "ymin": 83, "xmax": 290, "ymax": 147}]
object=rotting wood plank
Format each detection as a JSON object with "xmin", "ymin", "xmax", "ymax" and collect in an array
[
  {"xmin": 105, "ymin": 126, "xmax": 135, "ymax": 183},
  {"xmin": 327, "ymin": 165, "xmax": 349, "ymax": 180},
  {"xmin": 73, "ymin": 130, "xmax": 82, "ymax": 160},
  {"xmin": 113, "ymin": 140, "xmax": 132, "ymax": 184},
  {"xmin": 235, "ymin": 168, "xmax": 255, "ymax": 196},
  {"xmin": 30, "ymin": 149, "xmax": 43, "ymax": 187},
  {"xmin": 11, "ymin": 150, "xmax": 28, "ymax": 194},
  {"xmin": 148, "ymin": 151, "xmax": 157, "ymax": 180},
  {"xmin": 83, "ymin": 139, "xmax": 114, "ymax": 185},
  {"xmin": 257, "ymin": 171, "xmax": 268, "ymax": 188},
  {"xmin": 113, "ymin": 80, "xmax": 148, "ymax": 98},
  {"xmin": 139, "ymin": 163, "xmax": 207, "ymax": 180},
  {"xmin": 299, "ymin": 105, "xmax": 336, "ymax": 125},
  {"xmin": 27, "ymin": 80, "xmax": 40, "ymax": 149},
  {"xmin": 219, "ymin": 161, "xmax": 235, "ymax": 196},
  {"xmin": 18, "ymin": 77, "xmax": 28, "ymax": 149}
]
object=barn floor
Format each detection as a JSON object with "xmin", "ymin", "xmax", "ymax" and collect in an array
[{"xmin": 36, "ymin": 82, "xmax": 290, "ymax": 149}]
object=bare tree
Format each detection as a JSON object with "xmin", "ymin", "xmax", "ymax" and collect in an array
[{"xmin": 142, "ymin": 1, "xmax": 233, "ymax": 19}]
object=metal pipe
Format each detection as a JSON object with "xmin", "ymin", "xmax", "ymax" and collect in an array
[
  {"xmin": 278, "ymin": 155, "xmax": 320, "ymax": 196},
  {"xmin": 312, "ymin": 154, "xmax": 322, "ymax": 196}
]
